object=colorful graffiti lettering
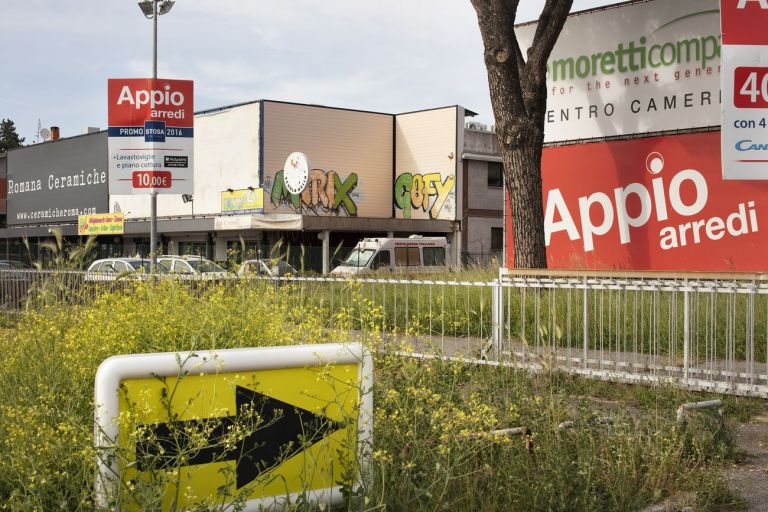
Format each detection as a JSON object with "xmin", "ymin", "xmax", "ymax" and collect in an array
[
  {"xmin": 394, "ymin": 172, "xmax": 455, "ymax": 219},
  {"xmin": 271, "ymin": 169, "xmax": 358, "ymax": 216}
]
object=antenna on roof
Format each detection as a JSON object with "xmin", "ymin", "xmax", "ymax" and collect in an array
[{"xmin": 35, "ymin": 119, "xmax": 44, "ymax": 143}]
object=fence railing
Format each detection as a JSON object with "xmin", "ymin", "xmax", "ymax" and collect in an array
[{"xmin": 3, "ymin": 267, "xmax": 767, "ymax": 397}]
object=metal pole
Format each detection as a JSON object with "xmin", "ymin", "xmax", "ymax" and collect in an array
[
  {"xmin": 683, "ymin": 286, "xmax": 690, "ymax": 381},
  {"xmin": 150, "ymin": 0, "xmax": 159, "ymax": 272}
]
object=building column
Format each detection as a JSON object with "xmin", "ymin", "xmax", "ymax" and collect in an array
[
  {"xmin": 214, "ymin": 236, "xmax": 228, "ymax": 262},
  {"xmin": 319, "ymin": 230, "xmax": 330, "ymax": 275}
]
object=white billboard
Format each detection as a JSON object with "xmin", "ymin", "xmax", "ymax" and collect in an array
[
  {"xmin": 720, "ymin": 0, "xmax": 768, "ymax": 180},
  {"xmin": 516, "ymin": 0, "xmax": 722, "ymax": 143},
  {"xmin": 107, "ymin": 78, "xmax": 194, "ymax": 195}
]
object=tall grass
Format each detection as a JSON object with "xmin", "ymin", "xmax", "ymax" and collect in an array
[{"xmin": 0, "ymin": 279, "xmax": 757, "ymax": 511}]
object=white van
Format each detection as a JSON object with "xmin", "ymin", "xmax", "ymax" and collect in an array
[{"xmin": 330, "ymin": 235, "xmax": 449, "ymax": 276}]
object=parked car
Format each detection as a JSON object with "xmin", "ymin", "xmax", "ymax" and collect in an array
[
  {"xmin": 85, "ymin": 258, "xmax": 156, "ymax": 281},
  {"xmin": 237, "ymin": 259, "xmax": 298, "ymax": 278},
  {"xmin": 157, "ymin": 255, "xmax": 235, "ymax": 279},
  {"xmin": 0, "ymin": 260, "xmax": 28, "ymax": 270}
]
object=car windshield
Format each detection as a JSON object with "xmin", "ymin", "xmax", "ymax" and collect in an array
[
  {"xmin": 187, "ymin": 258, "xmax": 226, "ymax": 273},
  {"xmin": 342, "ymin": 249, "xmax": 375, "ymax": 268},
  {"xmin": 1, "ymin": 260, "xmax": 26, "ymax": 269},
  {"xmin": 276, "ymin": 261, "xmax": 297, "ymax": 275}
]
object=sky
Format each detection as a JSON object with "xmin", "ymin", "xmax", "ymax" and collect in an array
[{"xmin": 1, "ymin": 0, "xmax": 612, "ymax": 143}]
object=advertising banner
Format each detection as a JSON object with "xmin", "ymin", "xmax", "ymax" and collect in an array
[
  {"xmin": 221, "ymin": 188, "xmax": 264, "ymax": 214},
  {"xmin": 78, "ymin": 213, "xmax": 124, "ymax": 236},
  {"xmin": 108, "ymin": 78, "xmax": 194, "ymax": 195},
  {"xmin": 507, "ymin": 131, "xmax": 768, "ymax": 271},
  {"xmin": 515, "ymin": 0, "xmax": 722, "ymax": 143},
  {"xmin": 7, "ymin": 132, "xmax": 108, "ymax": 226},
  {"xmin": 720, "ymin": 0, "xmax": 768, "ymax": 179}
]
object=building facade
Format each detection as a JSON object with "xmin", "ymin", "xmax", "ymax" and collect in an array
[{"xmin": 0, "ymin": 100, "xmax": 504, "ymax": 272}]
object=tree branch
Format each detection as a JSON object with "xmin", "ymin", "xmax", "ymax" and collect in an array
[{"xmin": 523, "ymin": 0, "xmax": 572, "ymax": 109}]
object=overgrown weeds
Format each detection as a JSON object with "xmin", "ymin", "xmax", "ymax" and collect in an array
[{"xmin": 0, "ymin": 278, "xmax": 757, "ymax": 511}]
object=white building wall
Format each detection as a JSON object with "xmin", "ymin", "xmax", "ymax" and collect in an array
[{"xmin": 111, "ymin": 101, "xmax": 261, "ymax": 219}]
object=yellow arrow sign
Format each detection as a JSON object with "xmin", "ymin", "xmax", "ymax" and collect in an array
[{"xmin": 95, "ymin": 344, "xmax": 373, "ymax": 511}]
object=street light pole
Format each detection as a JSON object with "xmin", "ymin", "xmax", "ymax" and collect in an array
[
  {"xmin": 149, "ymin": 0, "xmax": 159, "ymax": 273},
  {"xmin": 139, "ymin": 0, "xmax": 174, "ymax": 272}
]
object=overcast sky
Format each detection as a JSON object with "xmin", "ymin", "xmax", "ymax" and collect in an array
[{"xmin": 1, "ymin": 0, "xmax": 612, "ymax": 143}]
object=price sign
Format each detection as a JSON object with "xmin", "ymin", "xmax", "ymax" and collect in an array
[
  {"xmin": 107, "ymin": 78, "xmax": 194, "ymax": 194},
  {"xmin": 734, "ymin": 67, "xmax": 768, "ymax": 108},
  {"xmin": 721, "ymin": 0, "xmax": 768, "ymax": 180}
]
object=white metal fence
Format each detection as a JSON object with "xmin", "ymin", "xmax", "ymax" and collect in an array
[{"xmin": 3, "ymin": 267, "xmax": 768, "ymax": 397}]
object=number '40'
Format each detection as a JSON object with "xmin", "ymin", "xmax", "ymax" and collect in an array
[{"xmin": 740, "ymin": 72, "xmax": 768, "ymax": 103}]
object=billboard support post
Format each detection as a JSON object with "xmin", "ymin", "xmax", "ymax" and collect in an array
[{"xmin": 151, "ymin": 0, "xmax": 158, "ymax": 270}]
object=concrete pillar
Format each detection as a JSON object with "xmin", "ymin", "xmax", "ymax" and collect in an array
[
  {"xmin": 214, "ymin": 237, "xmax": 228, "ymax": 261},
  {"xmin": 319, "ymin": 230, "xmax": 330, "ymax": 275}
]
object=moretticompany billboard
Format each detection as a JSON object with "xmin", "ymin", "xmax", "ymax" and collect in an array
[
  {"xmin": 506, "ymin": 131, "xmax": 768, "ymax": 272},
  {"xmin": 6, "ymin": 132, "xmax": 109, "ymax": 226},
  {"xmin": 515, "ymin": 0, "xmax": 721, "ymax": 142}
]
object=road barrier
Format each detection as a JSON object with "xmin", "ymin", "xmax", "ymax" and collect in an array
[{"xmin": 4, "ymin": 267, "xmax": 768, "ymax": 397}]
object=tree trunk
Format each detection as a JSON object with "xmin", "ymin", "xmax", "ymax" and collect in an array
[
  {"xmin": 471, "ymin": 0, "xmax": 572, "ymax": 269},
  {"xmin": 505, "ymin": 121, "xmax": 547, "ymax": 268}
]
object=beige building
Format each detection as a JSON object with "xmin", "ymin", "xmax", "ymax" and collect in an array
[{"xmin": 1, "ymin": 100, "xmax": 505, "ymax": 272}]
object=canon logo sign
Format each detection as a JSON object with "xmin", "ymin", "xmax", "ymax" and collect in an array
[
  {"xmin": 116, "ymin": 83, "xmax": 185, "ymax": 110},
  {"xmin": 545, "ymin": 153, "xmax": 759, "ymax": 252}
]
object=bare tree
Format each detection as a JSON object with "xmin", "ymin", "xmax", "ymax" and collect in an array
[{"xmin": 471, "ymin": 0, "xmax": 572, "ymax": 268}]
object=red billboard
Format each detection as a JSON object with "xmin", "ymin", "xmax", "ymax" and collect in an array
[
  {"xmin": 107, "ymin": 78, "xmax": 194, "ymax": 195},
  {"xmin": 506, "ymin": 131, "xmax": 768, "ymax": 271}
]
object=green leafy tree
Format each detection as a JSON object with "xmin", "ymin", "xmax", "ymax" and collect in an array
[{"xmin": 0, "ymin": 118, "xmax": 25, "ymax": 153}]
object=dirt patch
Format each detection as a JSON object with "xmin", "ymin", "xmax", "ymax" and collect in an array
[{"xmin": 726, "ymin": 409, "xmax": 768, "ymax": 511}]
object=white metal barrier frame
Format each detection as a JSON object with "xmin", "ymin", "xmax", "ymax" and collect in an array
[
  {"xmin": 4, "ymin": 267, "xmax": 768, "ymax": 397},
  {"xmin": 498, "ymin": 268, "xmax": 768, "ymax": 398}
]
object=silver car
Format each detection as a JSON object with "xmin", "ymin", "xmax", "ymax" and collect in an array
[
  {"xmin": 157, "ymin": 256, "xmax": 235, "ymax": 279},
  {"xmin": 237, "ymin": 259, "xmax": 297, "ymax": 278},
  {"xmin": 86, "ymin": 258, "xmax": 155, "ymax": 281}
]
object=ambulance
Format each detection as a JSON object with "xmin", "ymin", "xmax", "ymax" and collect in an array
[{"xmin": 330, "ymin": 235, "xmax": 450, "ymax": 275}]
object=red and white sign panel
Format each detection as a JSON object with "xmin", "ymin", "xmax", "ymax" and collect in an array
[
  {"xmin": 506, "ymin": 131, "xmax": 768, "ymax": 271},
  {"xmin": 107, "ymin": 78, "xmax": 194, "ymax": 194},
  {"xmin": 721, "ymin": 0, "xmax": 768, "ymax": 180}
]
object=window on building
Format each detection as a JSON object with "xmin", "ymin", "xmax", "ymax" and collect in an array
[
  {"xmin": 178, "ymin": 241, "xmax": 208, "ymax": 257},
  {"xmin": 491, "ymin": 228, "xmax": 504, "ymax": 252},
  {"xmin": 487, "ymin": 162, "xmax": 503, "ymax": 188},
  {"xmin": 423, "ymin": 247, "xmax": 446, "ymax": 266}
]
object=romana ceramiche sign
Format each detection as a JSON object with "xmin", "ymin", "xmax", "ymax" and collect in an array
[
  {"xmin": 6, "ymin": 132, "xmax": 109, "ymax": 226},
  {"xmin": 515, "ymin": 0, "xmax": 722, "ymax": 142}
]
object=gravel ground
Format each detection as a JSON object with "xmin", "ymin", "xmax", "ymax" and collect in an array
[{"xmin": 727, "ymin": 409, "xmax": 768, "ymax": 511}]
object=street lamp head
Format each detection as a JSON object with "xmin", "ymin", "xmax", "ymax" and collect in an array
[
  {"xmin": 138, "ymin": 0, "xmax": 174, "ymax": 18},
  {"xmin": 158, "ymin": 0, "xmax": 175, "ymax": 15},
  {"xmin": 138, "ymin": 1, "xmax": 154, "ymax": 18}
]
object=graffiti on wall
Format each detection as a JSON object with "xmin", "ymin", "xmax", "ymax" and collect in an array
[
  {"xmin": 270, "ymin": 169, "xmax": 358, "ymax": 216},
  {"xmin": 394, "ymin": 172, "xmax": 455, "ymax": 219}
]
